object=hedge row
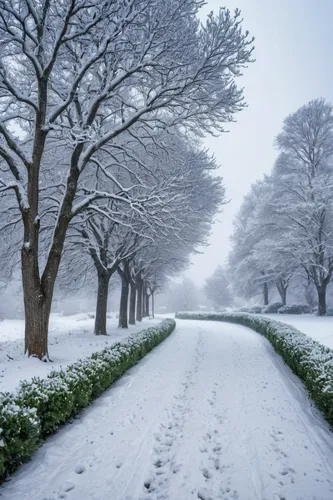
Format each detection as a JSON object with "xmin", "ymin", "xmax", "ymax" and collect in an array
[
  {"xmin": 0, "ymin": 318, "xmax": 175, "ymax": 481},
  {"xmin": 176, "ymin": 312, "xmax": 333, "ymax": 426},
  {"xmin": 235, "ymin": 303, "xmax": 312, "ymax": 315}
]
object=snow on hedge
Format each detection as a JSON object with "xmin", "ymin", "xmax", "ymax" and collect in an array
[
  {"xmin": 0, "ymin": 314, "xmax": 162, "ymax": 393},
  {"xmin": 176, "ymin": 312, "xmax": 333, "ymax": 427},
  {"xmin": 0, "ymin": 318, "xmax": 175, "ymax": 482}
]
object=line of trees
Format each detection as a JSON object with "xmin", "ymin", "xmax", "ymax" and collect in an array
[
  {"xmin": 228, "ymin": 98, "xmax": 333, "ymax": 315},
  {"xmin": 0, "ymin": 0, "xmax": 253, "ymax": 358}
]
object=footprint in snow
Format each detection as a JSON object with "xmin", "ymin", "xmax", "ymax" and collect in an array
[
  {"xmin": 202, "ymin": 467, "xmax": 211, "ymax": 479},
  {"xmin": 62, "ymin": 482, "xmax": 75, "ymax": 492},
  {"xmin": 74, "ymin": 464, "xmax": 86, "ymax": 474},
  {"xmin": 197, "ymin": 488, "xmax": 213, "ymax": 500}
]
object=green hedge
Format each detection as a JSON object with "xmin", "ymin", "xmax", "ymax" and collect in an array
[
  {"xmin": 176, "ymin": 312, "xmax": 333, "ymax": 426},
  {"xmin": 0, "ymin": 318, "xmax": 175, "ymax": 481}
]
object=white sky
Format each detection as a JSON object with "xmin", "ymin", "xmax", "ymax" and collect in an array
[{"xmin": 185, "ymin": 0, "xmax": 333, "ymax": 285}]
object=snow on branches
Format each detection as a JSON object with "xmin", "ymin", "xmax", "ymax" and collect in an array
[{"xmin": 0, "ymin": 0, "xmax": 253, "ymax": 357}]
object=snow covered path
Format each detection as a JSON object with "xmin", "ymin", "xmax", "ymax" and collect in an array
[{"xmin": 2, "ymin": 320, "xmax": 333, "ymax": 500}]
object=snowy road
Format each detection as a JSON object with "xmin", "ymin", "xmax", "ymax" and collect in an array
[{"xmin": 2, "ymin": 320, "xmax": 333, "ymax": 500}]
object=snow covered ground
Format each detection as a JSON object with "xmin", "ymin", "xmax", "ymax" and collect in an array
[
  {"xmin": 265, "ymin": 314, "xmax": 333, "ymax": 349},
  {"xmin": 2, "ymin": 319, "xmax": 333, "ymax": 500},
  {"xmin": 0, "ymin": 313, "xmax": 159, "ymax": 393}
]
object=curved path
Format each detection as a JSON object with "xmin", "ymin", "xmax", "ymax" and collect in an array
[{"xmin": 2, "ymin": 320, "xmax": 333, "ymax": 500}]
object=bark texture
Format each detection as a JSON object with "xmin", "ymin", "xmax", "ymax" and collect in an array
[
  {"xmin": 129, "ymin": 284, "xmax": 136, "ymax": 325},
  {"xmin": 263, "ymin": 282, "xmax": 269, "ymax": 306},
  {"xmin": 118, "ymin": 261, "xmax": 130, "ymax": 328},
  {"xmin": 317, "ymin": 287, "xmax": 327, "ymax": 316},
  {"xmin": 94, "ymin": 273, "xmax": 111, "ymax": 335},
  {"xmin": 136, "ymin": 277, "xmax": 143, "ymax": 322}
]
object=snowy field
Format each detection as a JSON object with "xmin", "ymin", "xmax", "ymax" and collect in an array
[
  {"xmin": 265, "ymin": 314, "xmax": 333, "ymax": 349},
  {"xmin": 2, "ymin": 318, "xmax": 333, "ymax": 500},
  {"xmin": 0, "ymin": 313, "xmax": 160, "ymax": 393}
]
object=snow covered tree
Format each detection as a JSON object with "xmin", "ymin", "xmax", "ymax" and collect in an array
[
  {"xmin": 272, "ymin": 99, "xmax": 333, "ymax": 315},
  {"xmin": 166, "ymin": 278, "xmax": 199, "ymax": 312},
  {"xmin": 228, "ymin": 179, "xmax": 273, "ymax": 305},
  {"xmin": 0, "ymin": 0, "xmax": 253, "ymax": 358},
  {"xmin": 204, "ymin": 266, "xmax": 232, "ymax": 309},
  {"xmin": 59, "ymin": 131, "xmax": 225, "ymax": 331},
  {"xmin": 230, "ymin": 99, "xmax": 333, "ymax": 315}
]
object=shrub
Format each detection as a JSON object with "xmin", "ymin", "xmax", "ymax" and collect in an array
[
  {"xmin": 176, "ymin": 312, "xmax": 333, "ymax": 426},
  {"xmin": 301, "ymin": 304, "xmax": 312, "ymax": 314},
  {"xmin": 17, "ymin": 377, "xmax": 74, "ymax": 437},
  {"xmin": 0, "ymin": 319, "xmax": 175, "ymax": 482},
  {"xmin": 277, "ymin": 303, "xmax": 312, "ymax": 314},
  {"xmin": 248, "ymin": 305, "xmax": 263, "ymax": 314},
  {"xmin": 238, "ymin": 306, "xmax": 250, "ymax": 313},
  {"xmin": 236, "ymin": 305, "xmax": 263, "ymax": 314},
  {"xmin": 262, "ymin": 302, "xmax": 283, "ymax": 314},
  {"xmin": 0, "ymin": 394, "xmax": 40, "ymax": 479}
]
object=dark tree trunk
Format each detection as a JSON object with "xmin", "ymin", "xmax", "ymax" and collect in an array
[
  {"xmin": 276, "ymin": 278, "xmax": 288, "ymax": 306},
  {"xmin": 22, "ymin": 81, "xmax": 50, "ymax": 359},
  {"xmin": 144, "ymin": 289, "xmax": 149, "ymax": 317},
  {"xmin": 147, "ymin": 293, "xmax": 150, "ymax": 317},
  {"xmin": 317, "ymin": 287, "xmax": 327, "ymax": 316},
  {"xmin": 118, "ymin": 273, "xmax": 129, "ymax": 329},
  {"xmin": 21, "ymin": 213, "xmax": 53, "ymax": 359},
  {"xmin": 152, "ymin": 292, "xmax": 155, "ymax": 319},
  {"xmin": 136, "ymin": 278, "xmax": 143, "ymax": 322},
  {"xmin": 277, "ymin": 286, "xmax": 287, "ymax": 306},
  {"xmin": 281, "ymin": 288, "xmax": 287, "ymax": 306},
  {"xmin": 22, "ymin": 141, "xmax": 83, "ymax": 357},
  {"xmin": 94, "ymin": 273, "xmax": 110, "ymax": 335},
  {"xmin": 263, "ymin": 282, "xmax": 269, "ymax": 306},
  {"xmin": 142, "ymin": 285, "xmax": 145, "ymax": 318},
  {"xmin": 129, "ymin": 284, "xmax": 136, "ymax": 325},
  {"xmin": 142, "ymin": 283, "xmax": 147, "ymax": 317},
  {"xmin": 22, "ymin": 271, "xmax": 52, "ymax": 360}
]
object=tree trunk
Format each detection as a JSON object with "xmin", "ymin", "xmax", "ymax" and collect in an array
[
  {"xmin": 136, "ymin": 278, "xmax": 143, "ymax": 322},
  {"xmin": 23, "ymin": 280, "xmax": 52, "ymax": 359},
  {"xmin": 317, "ymin": 287, "xmax": 327, "ymax": 316},
  {"xmin": 142, "ymin": 285, "xmax": 145, "ymax": 318},
  {"xmin": 23, "ymin": 143, "xmax": 84, "ymax": 357},
  {"xmin": 22, "ymin": 236, "xmax": 53, "ymax": 360},
  {"xmin": 281, "ymin": 288, "xmax": 287, "ymax": 306},
  {"xmin": 152, "ymin": 292, "xmax": 155, "ymax": 319},
  {"xmin": 142, "ymin": 283, "xmax": 147, "ymax": 317},
  {"xmin": 276, "ymin": 279, "xmax": 288, "ymax": 306},
  {"xmin": 277, "ymin": 286, "xmax": 287, "ymax": 306},
  {"xmin": 263, "ymin": 282, "xmax": 269, "ymax": 305},
  {"xmin": 118, "ymin": 276, "xmax": 129, "ymax": 328},
  {"xmin": 129, "ymin": 284, "xmax": 136, "ymax": 325},
  {"xmin": 94, "ymin": 273, "xmax": 110, "ymax": 335},
  {"xmin": 145, "ymin": 289, "xmax": 150, "ymax": 317}
]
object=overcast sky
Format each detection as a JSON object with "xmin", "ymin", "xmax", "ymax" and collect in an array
[{"xmin": 185, "ymin": 0, "xmax": 333, "ymax": 285}]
